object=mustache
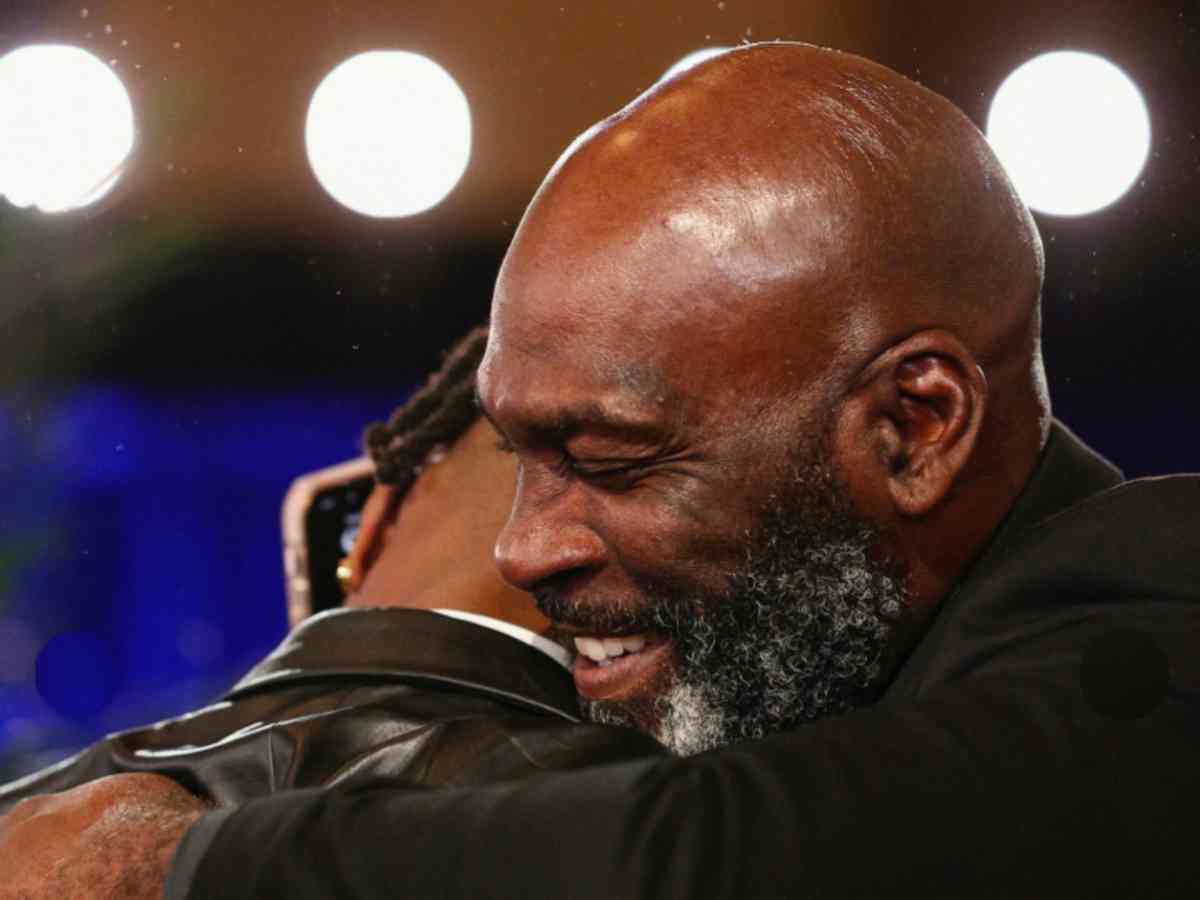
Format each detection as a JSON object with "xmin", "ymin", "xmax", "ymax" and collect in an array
[{"xmin": 534, "ymin": 587, "xmax": 680, "ymax": 635}]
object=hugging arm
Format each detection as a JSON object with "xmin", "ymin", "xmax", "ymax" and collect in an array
[{"xmin": 169, "ymin": 677, "xmax": 1200, "ymax": 900}]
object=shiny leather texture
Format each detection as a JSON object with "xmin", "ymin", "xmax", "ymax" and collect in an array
[{"xmin": 0, "ymin": 609, "xmax": 664, "ymax": 812}]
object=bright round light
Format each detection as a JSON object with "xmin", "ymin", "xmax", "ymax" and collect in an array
[
  {"xmin": 305, "ymin": 51, "xmax": 472, "ymax": 218},
  {"xmin": 0, "ymin": 44, "xmax": 135, "ymax": 213},
  {"xmin": 662, "ymin": 46, "xmax": 732, "ymax": 81},
  {"xmin": 987, "ymin": 51, "xmax": 1151, "ymax": 217}
]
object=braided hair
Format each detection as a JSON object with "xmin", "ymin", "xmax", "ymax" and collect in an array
[{"xmin": 362, "ymin": 325, "xmax": 489, "ymax": 494}]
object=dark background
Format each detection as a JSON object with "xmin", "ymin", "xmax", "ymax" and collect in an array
[{"xmin": 1, "ymin": 0, "xmax": 1197, "ymax": 777}]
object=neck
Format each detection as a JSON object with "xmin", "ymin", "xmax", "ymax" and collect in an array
[{"xmin": 903, "ymin": 403, "xmax": 1046, "ymax": 618}]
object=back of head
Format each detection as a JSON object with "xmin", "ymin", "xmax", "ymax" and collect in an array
[{"xmin": 349, "ymin": 327, "xmax": 549, "ymax": 633}]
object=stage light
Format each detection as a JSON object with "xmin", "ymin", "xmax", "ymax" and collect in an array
[
  {"xmin": 662, "ymin": 46, "xmax": 731, "ymax": 81},
  {"xmin": 0, "ymin": 44, "xmax": 135, "ymax": 213},
  {"xmin": 305, "ymin": 51, "xmax": 472, "ymax": 218},
  {"xmin": 987, "ymin": 51, "xmax": 1150, "ymax": 217}
]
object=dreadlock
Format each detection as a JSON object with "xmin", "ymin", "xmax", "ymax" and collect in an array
[{"xmin": 363, "ymin": 325, "xmax": 489, "ymax": 494}]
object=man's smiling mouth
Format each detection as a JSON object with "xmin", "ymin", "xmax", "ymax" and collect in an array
[
  {"xmin": 573, "ymin": 633, "xmax": 652, "ymax": 663},
  {"xmin": 570, "ymin": 632, "xmax": 673, "ymax": 700}
]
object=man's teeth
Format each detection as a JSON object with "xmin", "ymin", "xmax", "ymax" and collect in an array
[{"xmin": 574, "ymin": 634, "xmax": 650, "ymax": 664}]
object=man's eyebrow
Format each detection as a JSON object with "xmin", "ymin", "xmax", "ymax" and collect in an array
[{"xmin": 474, "ymin": 386, "xmax": 671, "ymax": 445}]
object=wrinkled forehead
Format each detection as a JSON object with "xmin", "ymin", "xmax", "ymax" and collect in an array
[
  {"xmin": 479, "ymin": 240, "xmax": 848, "ymax": 443},
  {"xmin": 479, "ymin": 87, "xmax": 866, "ymax": 426},
  {"xmin": 479, "ymin": 289, "xmax": 684, "ymax": 428}
]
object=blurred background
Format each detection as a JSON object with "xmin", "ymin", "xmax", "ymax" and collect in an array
[{"xmin": 0, "ymin": 0, "xmax": 1197, "ymax": 779}]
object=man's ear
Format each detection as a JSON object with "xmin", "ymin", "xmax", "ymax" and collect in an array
[{"xmin": 854, "ymin": 329, "xmax": 987, "ymax": 518}]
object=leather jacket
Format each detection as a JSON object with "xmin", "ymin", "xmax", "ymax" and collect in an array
[{"xmin": 0, "ymin": 608, "xmax": 663, "ymax": 811}]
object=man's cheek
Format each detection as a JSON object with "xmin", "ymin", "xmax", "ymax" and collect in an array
[{"xmin": 603, "ymin": 493, "xmax": 748, "ymax": 589}]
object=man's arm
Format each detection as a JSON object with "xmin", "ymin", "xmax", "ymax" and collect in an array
[
  {"xmin": 0, "ymin": 775, "xmax": 207, "ymax": 900},
  {"xmin": 5, "ymin": 677, "xmax": 1195, "ymax": 900},
  {"xmin": 170, "ymin": 678, "xmax": 1199, "ymax": 900}
]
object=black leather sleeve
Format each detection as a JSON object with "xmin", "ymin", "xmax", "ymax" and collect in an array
[{"xmin": 169, "ymin": 675, "xmax": 1200, "ymax": 900}]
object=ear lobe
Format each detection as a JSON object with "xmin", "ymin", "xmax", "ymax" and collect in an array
[{"xmin": 872, "ymin": 331, "xmax": 987, "ymax": 518}]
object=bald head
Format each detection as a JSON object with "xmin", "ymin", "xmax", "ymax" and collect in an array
[
  {"xmin": 482, "ymin": 42, "xmax": 1052, "ymax": 640},
  {"xmin": 502, "ymin": 43, "xmax": 1043, "ymax": 408}
]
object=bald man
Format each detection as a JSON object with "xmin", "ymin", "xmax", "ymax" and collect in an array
[
  {"xmin": 4, "ymin": 43, "xmax": 1199, "ymax": 900},
  {"xmin": 479, "ymin": 40, "xmax": 1052, "ymax": 753}
]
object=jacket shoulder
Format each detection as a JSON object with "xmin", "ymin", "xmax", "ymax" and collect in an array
[
  {"xmin": 891, "ymin": 475, "xmax": 1200, "ymax": 699},
  {"xmin": 986, "ymin": 474, "xmax": 1200, "ymax": 592}
]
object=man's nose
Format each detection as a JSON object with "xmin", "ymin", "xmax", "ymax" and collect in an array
[{"xmin": 493, "ymin": 490, "xmax": 606, "ymax": 592}]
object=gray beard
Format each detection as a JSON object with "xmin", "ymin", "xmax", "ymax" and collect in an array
[{"xmin": 576, "ymin": 456, "xmax": 910, "ymax": 757}]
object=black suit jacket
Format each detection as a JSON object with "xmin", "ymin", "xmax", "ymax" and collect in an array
[
  {"xmin": 0, "ymin": 609, "xmax": 662, "ymax": 813},
  {"xmin": 171, "ymin": 422, "xmax": 1200, "ymax": 899}
]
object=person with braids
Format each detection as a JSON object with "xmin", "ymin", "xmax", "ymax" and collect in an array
[
  {"xmin": 363, "ymin": 325, "xmax": 488, "ymax": 488},
  {"xmin": 0, "ymin": 325, "xmax": 662, "ymax": 818},
  {"xmin": 343, "ymin": 327, "xmax": 549, "ymax": 631}
]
